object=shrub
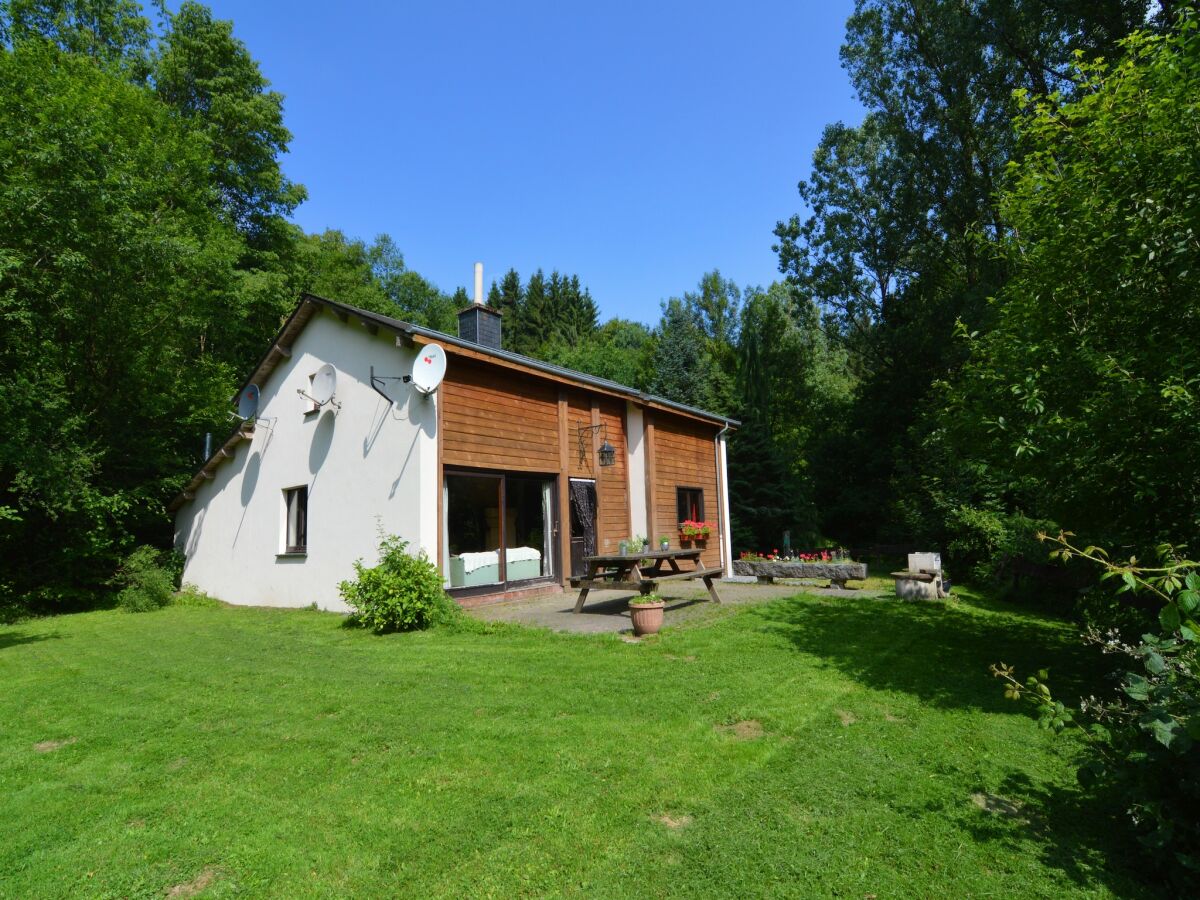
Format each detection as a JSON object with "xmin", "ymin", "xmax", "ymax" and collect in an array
[
  {"xmin": 944, "ymin": 505, "xmax": 1057, "ymax": 585},
  {"xmin": 994, "ymin": 534, "xmax": 1200, "ymax": 886},
  {"xmin": 114, "ymin": 546, "xmax": 177, "ymax": 612},
  {"xmin": 172, "ymin": 585, "xmax": 222, "ymax": 608},
  {"xmin": 339, "ymin": 535, "xmax": 454, "ymax": 633}
]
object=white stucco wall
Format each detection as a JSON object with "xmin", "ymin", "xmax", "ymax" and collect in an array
[
  {"xmin": 173, "ymin": 309, "xmax": 437, "ymax": 610},
  {"xmin": 718, "ymin": 431, "xmax": 733, "ymax": 576},
  {"xmin": 625, "ymin": 402, "xmax": 647, "ymax": 535}
]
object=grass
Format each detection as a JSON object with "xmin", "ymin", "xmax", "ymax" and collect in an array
[{"xmin": 0, "ymin": 590, "xmax": 1152, "ymax": 898}]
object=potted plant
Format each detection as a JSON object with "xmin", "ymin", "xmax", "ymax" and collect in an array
[
  {"xmin": 681, "ymin": 520, "xmax": 713, "ymax": 548},
  {"xmin": 658, "ymin": 535, "xmax": 670, "ymax": 551},
  {"xmin": 618, "ymin": 539, "xmax": 629, "ymax": 556},
  {"xmin": 629, "ymin": 534, "xmax": 649, "ymax": 554},
  {"xmin": 628, "ymin": 592, "xmax": 665, "ymax": 636}
]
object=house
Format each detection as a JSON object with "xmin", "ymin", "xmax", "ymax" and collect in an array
[{"xmin": 170, "ymin": 276, "xmax": 737, "ymax": 610}]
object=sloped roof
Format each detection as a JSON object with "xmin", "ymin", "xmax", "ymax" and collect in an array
[{"xmin": 168, "ymin": 293, "xmax": 737, "ymax": 512}]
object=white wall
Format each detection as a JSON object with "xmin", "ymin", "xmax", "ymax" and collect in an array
[
  {"xmin": 173, "ymin": 309, "xmax": 437, "ymax": 610},
  {"xmin": 718, "ymin": 431, "xmax": 733, "ymax": 576},
  {"xmin": 625, "ymin": 401, "xmax": 647, "ymax": 536}
]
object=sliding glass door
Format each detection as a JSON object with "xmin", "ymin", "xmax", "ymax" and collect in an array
[
  {"xmin": 443, "ymin": 470, "xmax": 557, "ymax": 591},
  {"xmin": 444, "ymin": 473, "xmax": 503, "ymax": 589}
]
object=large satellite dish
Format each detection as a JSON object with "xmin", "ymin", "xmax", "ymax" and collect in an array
[
  {"xmin": 411, "ymin": 344, "xmax": 447, "ymax": 395},
  {"xmin": 311, "ymin": 364, "xmax": 338, "ymax": 405},
  {"xmin": 236, "ymin": 384, "xmax": 260, "ymax": 420}
]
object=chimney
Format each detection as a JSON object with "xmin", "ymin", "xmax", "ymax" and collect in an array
[{"xmin": 457, "ymin": 261, "xmax": 502, "ymax": 350}]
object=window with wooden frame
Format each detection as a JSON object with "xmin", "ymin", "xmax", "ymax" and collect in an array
[
  {"xmin": 283, "ymin": 486, "xmax": 308, "ymax": 554},
  {"xmin": 676, "ymin": 486, "xmax": 704, "ymax": 524}
]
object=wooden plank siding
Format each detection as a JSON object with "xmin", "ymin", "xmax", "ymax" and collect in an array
[
  {"xmin": 594, "ymin": 399, "xmax": 630, "ymax": 554},
  {"xmin": 440, "ymin": 359, "xmax": 561, "ymax": 473},
  {"xmin": 650, "ymin": 411, "xmax": 722, "ymax": 569},
  {"xmin": 566, "ymin": 395, "xmax": 594, "ymax": 479},
  {"xmin": 439, "ymin": 355, "xmax": 723, "ymax": 587}
]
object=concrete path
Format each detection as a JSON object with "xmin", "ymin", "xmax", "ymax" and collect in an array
[{"xmin": 469, "ymin": 579, "xmax": 885, "ymax": 635}]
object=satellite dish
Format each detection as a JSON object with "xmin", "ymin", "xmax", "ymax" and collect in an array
[
  {"xmin": 310, "ymin": 364, "xmax": 337, "ymax": 405},
  {"xmin": 236, "ymin": 384, "xmax": 260, "ymax": 420},
  {"xmin": 411, "ymin": 343, "xmax": 447, "ymax": 395}
]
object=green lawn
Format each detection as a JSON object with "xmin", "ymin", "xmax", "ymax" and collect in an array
[{"xmin": 0, "ymin": 591, "xmax": 1150, "ymax": 898}]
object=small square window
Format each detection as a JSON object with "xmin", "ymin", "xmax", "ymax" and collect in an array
[
  {"xmin": 284, "ymin": 486, "xmax": 308, "ymax": 554},
  {"xmin": 677, "ymin": 487, "xmax": 704, "ymax": 524}
]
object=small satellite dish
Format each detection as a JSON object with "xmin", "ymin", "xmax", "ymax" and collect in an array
[
  {"xmin": 411, "ymin": 343, "xmax": 447, "ymax": 395},
  {"xmin": 311, "ymin": 364, "xmax": 337, "ymax": 405},
  {"xmin": 236, "ymin": 384, "xmax": 260, "ymax": 420}
]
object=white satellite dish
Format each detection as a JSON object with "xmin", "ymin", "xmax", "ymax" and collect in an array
[
  {"xmin": 310, "ymin": 364, "xmax": 338, "ymax": 405},
  {"xmin": 411, "ymin": 344, "xmax": 447, "ymax": 395},
  {"xmin": 236, "ymin": 384, "xmax": 260, "ymax": 420}
]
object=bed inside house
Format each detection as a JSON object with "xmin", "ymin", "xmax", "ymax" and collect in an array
[{"xmin": 449, "ymin": 547, "xmax": 543, "ymax": 588}]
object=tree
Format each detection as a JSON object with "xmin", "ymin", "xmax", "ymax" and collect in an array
[
  {"xmin": 940, "ymin": 14, "xmax": 1200, "ymax": 554},
  {"xmin": 488, "ymin": 267, "xmax": 523, "ymax": 320},
  {"xmin": 0, "ymin": 42, "xmax": 243, "ymax": 604},
  {"xmin": 152, "ymin": 1, "xmax": 305, "ymax": 244},
  {"xmin": 775, "ymin": 0, "xmax": 1157, "ymax": 548},
  {"xmin": 541, "ymin": 318, "xmax": 654, "ymax": 389},
  {"xmin": 649, "ymin": 298, "xmax": 718, "ymax": 411},
  {"xmin": 728, "ymin": 283, "xmax": 852, "ymax": 551},
  {"xmin": 0, "ymin": 0, "xmax": 152, "ymax": 74}
]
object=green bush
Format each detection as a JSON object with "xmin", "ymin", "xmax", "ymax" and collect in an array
[
  {"xmin": 339, "ymin": 535, "xmax": 454, "ymax": 633},
  {"xmin": 996, "ymin": 535, "xmax": 1200, "ymax": 886},
  {"xmin": 172, "ymin": 585, "xmax": 222, "ymax": 608},
  {"xmin": 945, "ymin": 505, "xmax": 1057, "ymax": 585},
  {"xmin": 114, "ymin": 546, "xmax": 178, "ymax": 612}
]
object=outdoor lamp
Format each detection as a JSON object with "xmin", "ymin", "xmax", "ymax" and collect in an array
[{"xmin": 578, "ymin": 423, "xmax": 617, "ymax": 467}]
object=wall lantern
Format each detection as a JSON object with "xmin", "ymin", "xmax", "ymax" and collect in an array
[{"xmin": 578, "ymin": 423, "xmax": 617, "ymax": 467}]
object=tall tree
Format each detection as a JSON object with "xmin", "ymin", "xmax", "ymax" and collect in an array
[
  {"xmin": 776, "ymin": 0, "xmax": 1156, "ymax": 546},
  {"xmin": 0, "ymin": 0, "xmax": 152, "ymax": 74},
  {"xmin": 649, "ymin": 298, "xmax": 717, "ymax": 410},
  {"xmin": 0, "ymin": 42, "xmax": 242, "ymax": 603},
  {"xmin": 937, "ymin": 16, "xmax": 1200, "ymax": 553},
  {"xmin": 152, "ymin": 1, "xmax": 305, "ymax": 244}
]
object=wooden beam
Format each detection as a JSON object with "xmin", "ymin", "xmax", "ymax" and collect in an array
[
  {"xmin": 558, "ymin": 390, "xmax": 571, "ymax": 585},
  {"xmin": 218, "ymin": 447, "xmax": 234, "ymax": 458},
  {"xmin": 200, "ymin": 470, "xmax": 214, "ymax": 479},
  {"xmin": 334, "ymin": 308, "xmax": 349, "ymax": 323},
  {"xmin": 359, "ymin": 317, "xmax": 378, "ymax": 336},
  {"xmin": 274, "ymin": 345, "xmax": 292, "ymax": 358}
]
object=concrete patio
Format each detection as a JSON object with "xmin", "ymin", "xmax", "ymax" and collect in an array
[{"xmin": 468, "ymin": 578, "xmax": 885, "ymax": 634}]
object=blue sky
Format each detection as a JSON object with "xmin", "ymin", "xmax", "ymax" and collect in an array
[{"xmin": 205, "ymin": 1, "xmax": 862, "ymax": 324}]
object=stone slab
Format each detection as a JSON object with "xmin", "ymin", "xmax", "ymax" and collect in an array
[
  {"xmin": 908, "ymin": 552, "xmax": 942, "ymax": 574},
  {"xmin": 733, "ymin": 561, "xmax": 868, "ymax": 581}
]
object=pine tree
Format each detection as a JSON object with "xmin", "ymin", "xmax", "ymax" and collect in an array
[
  {"xmin": 649, "ymin": 299, "xmax": 709, "ymax": 408},
  {"xmin": 515, "ymin": 270, "xmax": 549, "ymax": 356}
]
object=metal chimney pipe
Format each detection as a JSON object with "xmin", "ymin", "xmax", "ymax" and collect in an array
[
  {"xmin": 204, "ymin": 432, "xmax": 212, "ymax": 459},
  {"xmin": 473, "ymin": 262, "xmax": 483, "ymax": 304}
]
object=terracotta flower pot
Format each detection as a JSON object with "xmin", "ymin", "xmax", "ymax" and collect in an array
[{"xmin": 629, "ymin": 599, "xmax": 665, "ymax": 636}]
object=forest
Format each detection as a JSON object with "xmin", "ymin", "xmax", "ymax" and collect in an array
[{"xmin": 1, "ymin": 0, "xmax": 1197, "ymax": 613}]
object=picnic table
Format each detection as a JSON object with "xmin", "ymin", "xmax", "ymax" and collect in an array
[{"xmin": 572, "ymin": 548, "xmax": 723, "ymax": 613}]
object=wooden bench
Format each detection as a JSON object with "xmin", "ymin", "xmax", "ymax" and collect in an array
[{"xmin": 573, "ymin": 550, "xmax": 723, "ymax": 613}]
